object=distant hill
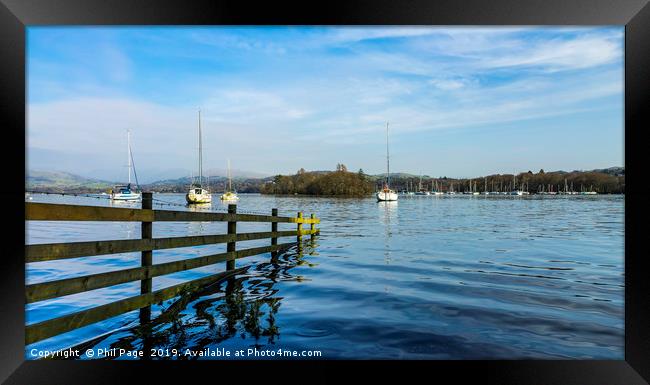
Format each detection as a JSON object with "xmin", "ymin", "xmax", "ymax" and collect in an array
[
  {"xmin": 203, "ymin": 168, "xmax": 270, "ymax": 179},
  {"xmin": 538, "ymin": 167, "xmax": 624, "ymax": 176},
  {"xmin": 141, "ymin": 175, "xmax": 274, "ymax": 193},
  {"xmin": 590, "ymin": 167, "xmax": 624, "ymax": 176},
  {"xmin": 27, "ymin": 170, "xmax": 116, "ymax": 192},
  {"xmin": 371, "ymin": 172, "xmax": 429, "ymax": 180}
]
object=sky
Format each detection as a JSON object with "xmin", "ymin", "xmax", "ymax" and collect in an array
[{"xmin": 27, "ymin": 26, "xmax": 624, "ymax": 183}]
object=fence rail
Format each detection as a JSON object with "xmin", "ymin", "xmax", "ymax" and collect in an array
[{"xmin": 24, "ymin": 193, "xmax": 320, "ymax": 345}]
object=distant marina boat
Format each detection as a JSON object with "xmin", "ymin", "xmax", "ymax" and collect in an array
[
  {"xmin": 110, "ymin": 130, "xmax": 142, "ymax": 201},
  {"xmin": 186, "ymin": 109, "xmax": 212, "ymax": 204},
  {"xmin": 377, "ymin": 122, "xmax": 398, "ymax": 202},
  {"xmin": 431, "ymin": 179, "xmax": 444, "ymax": 195},
  {"xmin": 220, "ymin": 159, "xmax": 239, "ymax": 201},
  {"xmin": 447, "ymin": 181, "xmax": 457, "ymax": 195},
  {"xmin": 415, "ymin": 174, "xmax": 430, "ymax": 195},
  {"xmin": 560, "ymin": 179, "xmax": 579, "ymax": 195},
  {"xmin": 463, "ymin": 179, "xmax": 480, "ymax": 195},
  {"xmin": 509, "ymin": 173, "xmax": 525, "ymax": 196},
  {"xmin": 578, "ymin": 184, "xmax": 597, "ymax": 195}
]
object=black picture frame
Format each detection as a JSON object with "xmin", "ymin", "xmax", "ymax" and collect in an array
[{"xmin": 2, "ymin": 0, "xmax": 648, "ymax": 383}]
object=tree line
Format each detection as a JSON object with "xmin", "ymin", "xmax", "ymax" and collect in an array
[
  {"xmin": 260, "ymin": 166, "xmax": 374, "ymax": 197},
  {"xmin": 382, "ymin": 169, "xmax": 624, "ymax": 194}
]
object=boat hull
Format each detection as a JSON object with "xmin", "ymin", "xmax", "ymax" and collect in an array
[
  {"xmin": 186, "ymin": 190, "xmax": 212, "ymax": 204},
  {"xmin": 111, "ymin": 193, "xmax": 141, "ymax": 201},
  {"xmin": 220, "ymin": 192, "xmax": 239, "ymax": 201},
  {"xmin": 186, "ymin": 195, "xmax": 212, "ymax": 204},
  {"xmin": 376, "ymin": 191, "xmax": 398, "ymax": 201}
]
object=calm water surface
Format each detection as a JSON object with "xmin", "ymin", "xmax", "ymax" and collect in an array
[{"xmin": 25, "ymin": 193, "xmax": 624, "ymax": 359}]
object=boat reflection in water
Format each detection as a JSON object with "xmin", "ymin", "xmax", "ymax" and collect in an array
[
  {"xmin": 186, "ymin": 202, "xmax": 212, "ymax": 211},
  {"xmin": 379, "ymin": 200, "xmax": 397, "ymax": 294},
  {"xmin": 69, "ymin": 240, "xmax": 318, "ymax": 360}
]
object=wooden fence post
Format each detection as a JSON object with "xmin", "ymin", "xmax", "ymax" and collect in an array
[
  {"xmin": 140, "ymin": 192, "xmax": 153, "ymax": 324},
  {"xmin": 227, "ymin": 204, "xmax": 237, "ymax": 270},
  {"xmin": 297, "ymin": 211, "xmax": 303, "ymax": 249},
  {"xmin": 271, "ymin": 208, "xmax": 278, "ymax": 259}
]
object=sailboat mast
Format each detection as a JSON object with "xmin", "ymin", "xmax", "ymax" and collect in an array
[
  {"xmin": 127, "ymin": 130, "xmax": 131, "ymax": 184},
  {"xmin": 386, "ymin": 122, "xmax": 390, "ymax": 187},
  {"xmin": 198, "ymin": 109, "xmax": 202, "ymax": 187},
  {"xmin": 228, "ymin": 159, "xmax": 232, "ymax": 191}
]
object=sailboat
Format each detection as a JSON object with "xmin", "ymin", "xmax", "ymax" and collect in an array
[
  {"xmin": 510, "ymin": 173, "xmax": 524, "ymax": 196},
  {"xmin": 220, "ymin": 159, "xmax": 239, "ymax": 201},
  {"xmin": 447, "ymin": 181, "xmax": 456, "ymax": 195},
  {"xmin": 415, "ymin": 174, "xmax": 430, "ymax": 195},
  {"xmin": 186, "ymin": 109, "xmax": 212, "ymax": 204},
  {"xmin": 581, "ymin": 185, "xmax": 597, "ymax": 195},
  {"xmin": 376, "ymin": 122, "xmax": 398, "ymax": 202},
  {"xmin": 111, "ymin": 130, "xmax": 142, "ymax": 201},
  {"xmin": 431, "ymin": 179, "xmax": 443, "ymax": 195}
]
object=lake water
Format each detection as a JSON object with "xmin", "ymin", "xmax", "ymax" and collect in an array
[{"xmin": 25, "ymin": 193, "xmax": 624, "ymax": 359}]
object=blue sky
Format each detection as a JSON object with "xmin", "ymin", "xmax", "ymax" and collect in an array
[{"xmin": 27, "ymin": 26, "xmax": 624, "ymax": 182}]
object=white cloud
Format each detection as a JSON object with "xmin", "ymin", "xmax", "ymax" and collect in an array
[
  {"xmin": 429, "ymin": 78, "xmax": 471, "ymax": 90},
  {"xmin": 327, "ymin": 27, "xmax": 443, "ymax": 43},
  {"xmin": 480, "ymin": 36, "xmax": 620, "ymax": 71},
  {"xmin": 201, "ymin": 90, "xmax": 312, "ymax": 123}
]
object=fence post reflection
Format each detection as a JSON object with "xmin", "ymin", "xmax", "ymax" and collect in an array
[{"xmin": 271, "ymin": 208, "xmax": 278, "ymax": 261}]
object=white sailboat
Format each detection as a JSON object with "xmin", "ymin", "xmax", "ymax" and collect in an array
[
  {"xmin": 220, "ymin": 159, "xmax": 239, "ymax": 201},
  {"xmin": 377, "ymin": 122, "xmax": 398, "ymax": 202},
  {"xmin": 447, "ymin": 181, "xmax": 456, "ymax": 195},
  {"xmin": 431, "ymin": 179, "xmax": 443, "ymax": 195},
  {"xmin": 415, "ymin": 174, "xmax": 430, "ymax": 195},
  {"xmin": 111, "ymin": 130, "xmax": 142, "ymax": 201},
  {"xmin": 510, "ymin": 174, "xmax": 524, "ymax": 196},
  {"xmin": 186, "ymin": 109, "xmax": 212, "ymax": 204}
]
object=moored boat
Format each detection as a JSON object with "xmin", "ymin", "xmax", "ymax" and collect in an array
[
  {"xmin": 220, "ymin": 159, "xmax": 239, "ymax": 201},
  {"xmin": 111, "ymin": 130, "xmax": 141, "ymax": 201},
  {"xmin": 376, "ymin": 122, "xmax": 398, "ymax": 202},
  {"xmin": 186, "ymin": 109, "xmax": 212, "ymax": 204}
]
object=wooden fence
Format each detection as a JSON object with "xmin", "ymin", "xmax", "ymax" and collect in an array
[{"xmin": 25, "ymin": 192, "xmax": 320, "ymax": 345}]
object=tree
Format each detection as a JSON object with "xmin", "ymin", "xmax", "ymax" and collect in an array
[
  {"xmin": 539, "ymin": 169, "xmax": 545, "ymax": 174},
  {"xmin": 336, "ymin": 163, "xmax": 348, "ymax": 172},
  {"xmin": 297, "ymin": 168, "xmax": 306, "ymax": 175}
]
